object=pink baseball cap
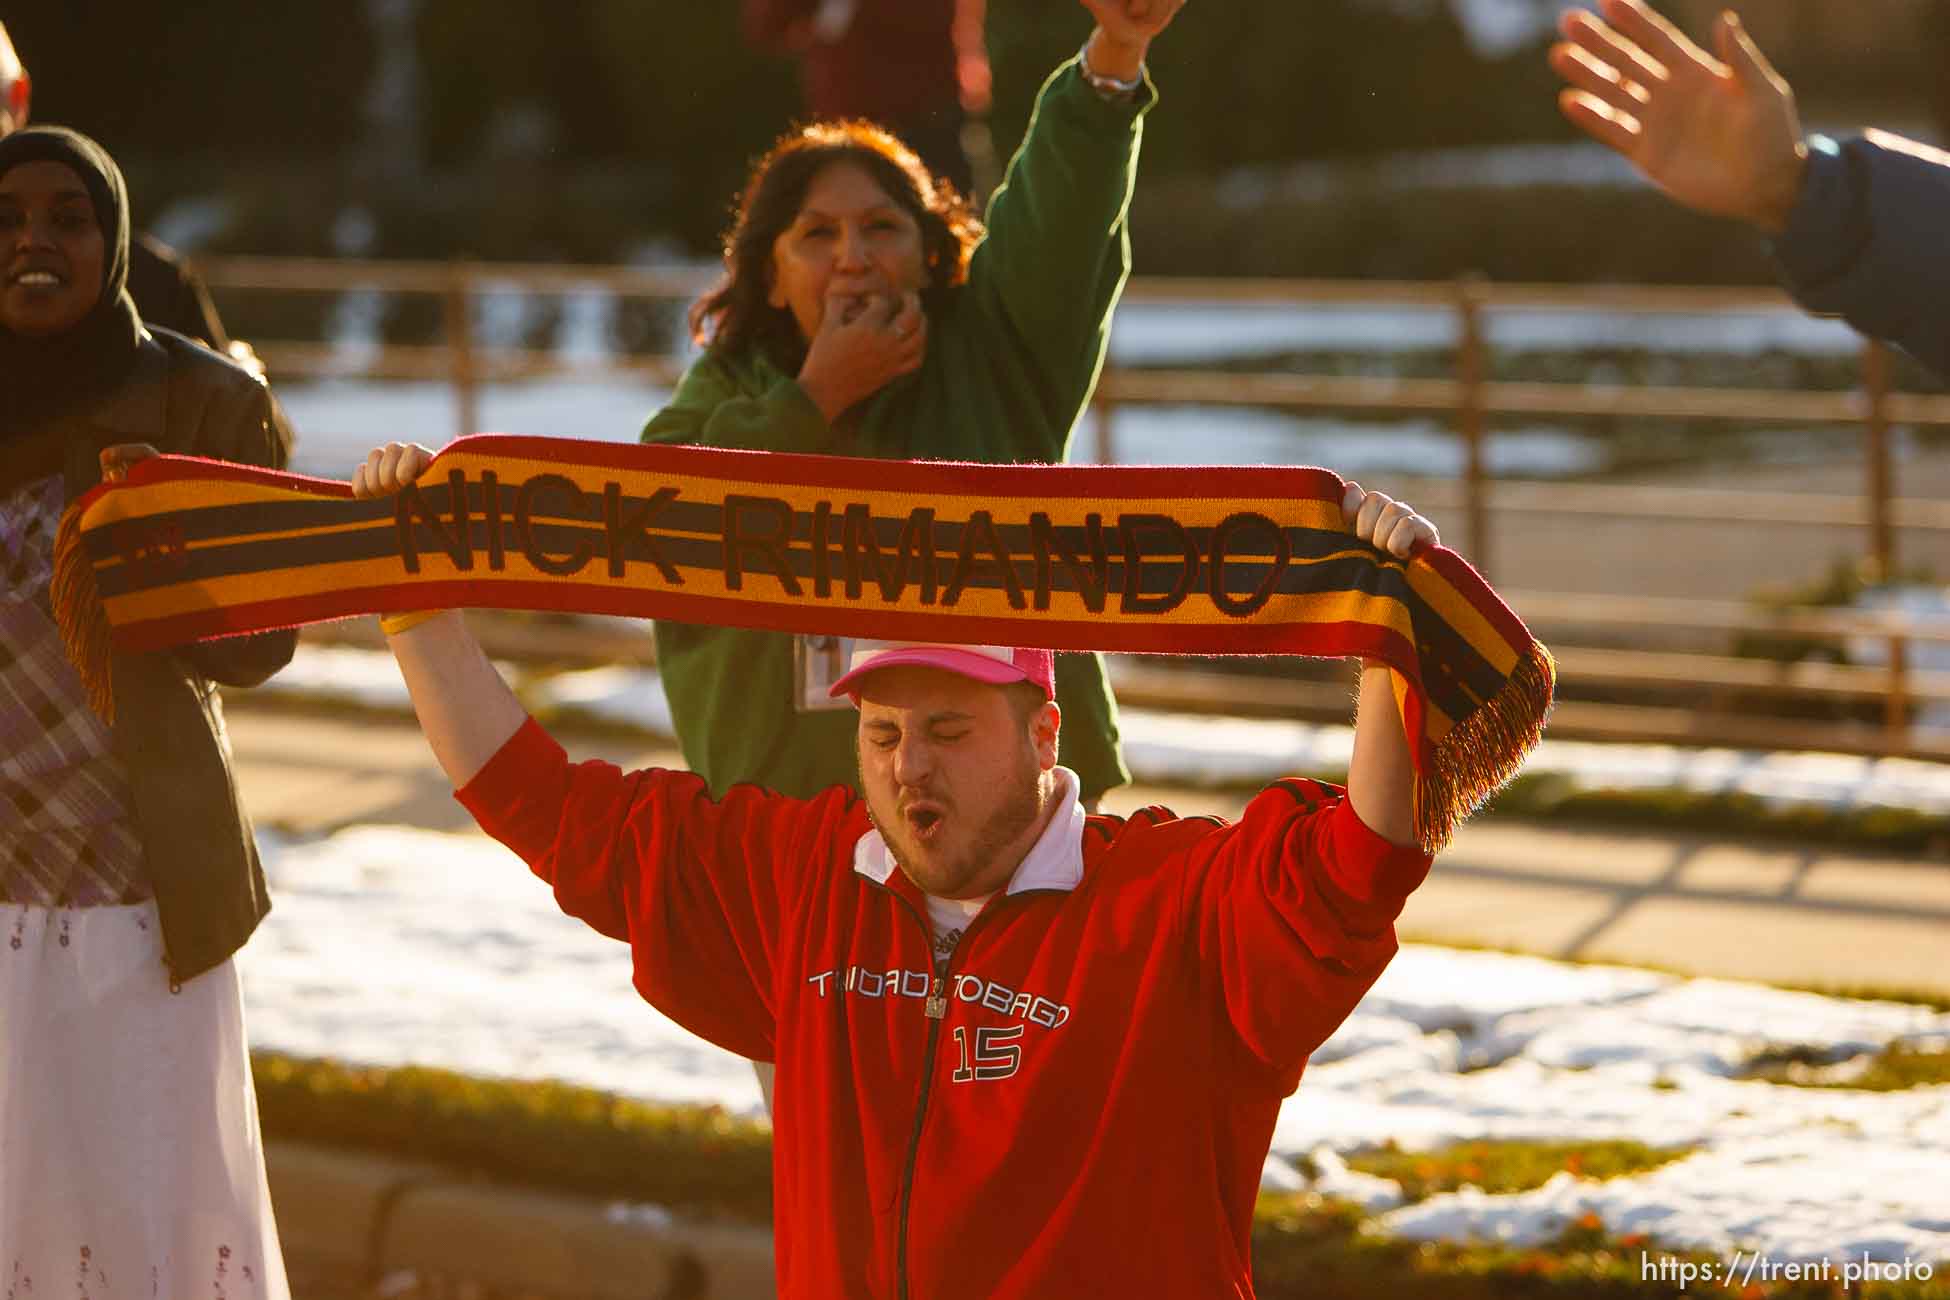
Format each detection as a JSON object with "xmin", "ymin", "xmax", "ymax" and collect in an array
[{"xmin": 829, "ymin": 640, "xmax": 1056, "ymax": 703}]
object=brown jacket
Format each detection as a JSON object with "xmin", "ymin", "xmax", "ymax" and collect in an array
[{"xmin": 52, "ymin": 327, "xmax": 297, "ymax": 984}]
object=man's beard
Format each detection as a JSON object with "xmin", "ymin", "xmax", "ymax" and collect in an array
[{"xmin": 864, "ymin": 748, "xmax": 1047, "ymax": 898}]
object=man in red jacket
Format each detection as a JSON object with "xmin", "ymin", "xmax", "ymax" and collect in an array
[{"xmin": 357, "ymin": 442, "xmax": 1442, "ymax": 1298}]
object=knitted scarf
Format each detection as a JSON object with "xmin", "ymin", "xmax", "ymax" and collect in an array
[{"xmin": 54, "ymin": 435, "xmax": 1554, "ymax": 849}]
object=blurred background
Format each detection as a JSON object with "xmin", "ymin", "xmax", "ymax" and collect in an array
[{"xmin": 11, "ymin": 0, "xmax": 1949, "ymax": 278}]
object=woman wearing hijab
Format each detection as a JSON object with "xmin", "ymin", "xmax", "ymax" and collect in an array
[
  {"xmin": 1, "ymin": 127, "xmax": 292, "ymax": 1291},
  {"xmin": 641, "ymin": 0, "xmax": 1185, "ymax": 819}
]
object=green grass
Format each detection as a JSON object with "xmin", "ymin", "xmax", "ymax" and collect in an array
[
  {"xmin": 1343, "ymin": 1139, "xmax": 1694, "ymax": 1204},
  {"xmin": 1746, "ymin": 1045, "xmax": 1950, "ymax": 1092},
  {"xmin": 1251, "ymin": 1197, "xmax": 1949, "ymax": 1299},
  {"xmin": 251, "ymin": 1052, "xmax": 774, "ymax": 1223}
]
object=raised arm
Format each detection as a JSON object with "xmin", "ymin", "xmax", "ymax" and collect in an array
[
  {"xmin": 965, "ymin": 0, "xmax": 1182, "ymax": 446},
  {"xmin": 1770, "ymin": 131, "xmax": 1950, "ymax": 377},
  {"xmin": 1168, "ymin": 484, "xmax": 1439, "ymax": 1091},
  {"xmin": 1340, "ymin": 483, "xmax": 1439, "ymax": 848},
  {"xmin": 351, "ymin": 442, "xmax": 526, "ymax": 786},
  {"xmin": 351, "ymin": 441, "xmax": 793, "ymax": 1062}
]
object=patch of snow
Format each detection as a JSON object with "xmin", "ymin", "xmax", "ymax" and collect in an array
[
  {"xmin": 246, "ymin": 826, "xmax": 766, "ymax": 1113},
  {"xmin": 252, "ymin": 642, "xmax": 419, "ymax": 710},
  {"xmin": 1851, "ymin": 585, "xmax": 1950, "ymax": 727},
  {"xmin": 277, "ymin": 378, "xmax": 668, "ymax": 479},
  {"xmin": 1078, "ymin": 406, "xmax": 1605, "ymax": 478},
  {"xmin": 1107, "ymin": 300, "xmax": 1860, "ymax": 363},
  {"xmin": 557, "ymin": 289, "xmax": 619, "ymax": 364},
  {"xmin": 1307, "ymin": 1146, "xmax": 1407, "ymax": 1213},
  {"xmin": 540, "ymin": 664, "xmax": 675, "ymax": 735},
  {"xmin": 1379, "ymin": 1132, "xmax": 1950, "ymax": 1265}
]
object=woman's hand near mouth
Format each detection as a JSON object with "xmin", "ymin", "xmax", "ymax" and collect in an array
[{"xmin": 797, "ymin": 286, "xmax": 928, "ymax": 423}]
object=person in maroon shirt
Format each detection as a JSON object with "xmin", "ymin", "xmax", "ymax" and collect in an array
[{"xmin": 744, "ymin": 0, "xmax": 991, "ymax": 194}]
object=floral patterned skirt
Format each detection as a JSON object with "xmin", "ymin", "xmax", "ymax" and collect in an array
[{"xmin": 0, "ymin": 901, "xmax": 287, "ymax": 1298}]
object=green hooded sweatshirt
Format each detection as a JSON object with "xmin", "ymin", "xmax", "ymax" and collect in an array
[{"xmin": 641, "ymin": 57, "xmax": 1153, "ymax": 801}]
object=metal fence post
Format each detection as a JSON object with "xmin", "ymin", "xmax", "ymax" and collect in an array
[
  {"xmin": 1886, "ymin": 635, "xmax": 1911, "ymax": 749},
  {"xmin": 1864, "ymin": 338, "xmax": 1894, "ymax": 582},
  {"xmin": 1863, "ymin": 339, "xmax": 1908, "ymax": 748},
  {"xmin": 445, "ymin": 262, "xmax": 478, "ymax": 442},
  {"xmin": 1456, "ymin": 273, "xmax": 1489, "ymax": 576}
]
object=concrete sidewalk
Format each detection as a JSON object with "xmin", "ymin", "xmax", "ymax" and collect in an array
[{"xmin": 229, "ymin": 704, "xmax": 1950, "ymax": 1002}]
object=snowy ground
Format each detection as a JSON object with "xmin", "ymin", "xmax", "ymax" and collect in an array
[{"xmin": 238, "ymin": 824, "xmax": 1950, "ymax": 1268}]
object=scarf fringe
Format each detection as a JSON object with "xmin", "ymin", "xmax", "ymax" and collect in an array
[
  {"xmin": 52, "ymin": 500, "xmax": 116, "ymax": 725},
  {"xmin": 1414, "ymin": 641, "xmax": 1556, "ymax": 853}
]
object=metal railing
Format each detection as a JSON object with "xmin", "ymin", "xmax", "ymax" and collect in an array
[{"xmin": 203, "ymin": 257, "xmax": 1950, "ymax": 761}]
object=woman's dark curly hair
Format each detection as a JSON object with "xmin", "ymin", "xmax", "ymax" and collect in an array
[{"xmin": 689, "ymin": 120, "xmax": 984, "ymax": 368}]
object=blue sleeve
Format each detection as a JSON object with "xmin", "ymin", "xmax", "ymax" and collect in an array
[{"xmin": 1774, "ymin": 131, "xmax": 1950, "ymax": 378}]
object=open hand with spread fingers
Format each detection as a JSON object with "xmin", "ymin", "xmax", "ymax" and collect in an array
[
  {"xmin": 1549, "ymin": 0, "xmax": 1806, "ymax": 233},
  {"xmin": 1342, "ymin": 482, "xmax": 1439, "ymax": 560},
  {"xmin": 351, "ymin": 442, "xmax": 436, "ymax": 498}
]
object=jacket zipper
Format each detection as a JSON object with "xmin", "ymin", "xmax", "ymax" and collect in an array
[
  {"xmin": 867, "ymin": 879, "xmax": 1067, "ymax": 1300},
  {"xmin": 883, "ymin": 887, "xmax": 944, "ymax": 1300},
  {"xmin": 892, "ymin": 890, "xmax": 1042, "ymax": 1300},
  {"xmin": 897, "ymin": 982, "xmax": 947, "ymax": 1300}
]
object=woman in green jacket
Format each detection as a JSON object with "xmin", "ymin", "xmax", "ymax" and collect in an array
[{"xmin": 642, "ymin": 0, "xmax": 1185, "ymax": 809}]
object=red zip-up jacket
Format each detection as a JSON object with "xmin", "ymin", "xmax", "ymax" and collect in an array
[{"xmin": 458, "ymin": 718, "xmax": 1433, "ymax": 1298}]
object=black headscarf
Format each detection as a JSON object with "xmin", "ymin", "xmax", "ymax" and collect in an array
[{"xmin": 0, "ymin": 126, "xmax": 146, "ymax": 442}]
